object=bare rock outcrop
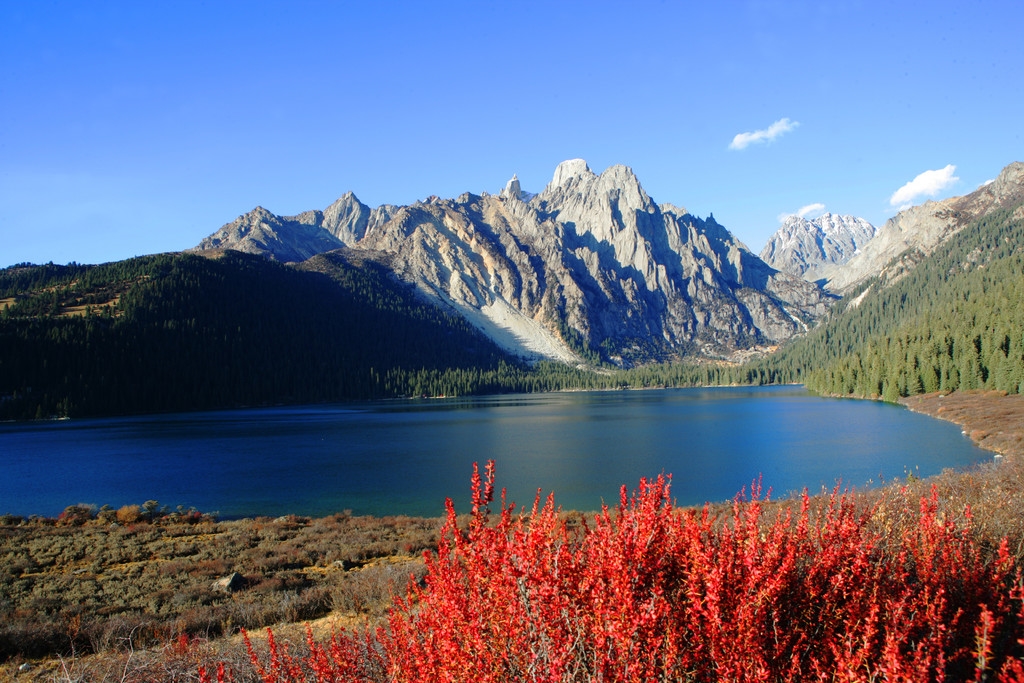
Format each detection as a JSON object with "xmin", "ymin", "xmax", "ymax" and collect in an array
[{"xmin": 194, "ymin": 207, "xmax": 344, "ymax": 263}]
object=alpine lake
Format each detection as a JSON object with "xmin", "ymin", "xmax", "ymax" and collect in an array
[{"xmin": 0, "ymin": 385, "xmax": 991, "ymax": 519}]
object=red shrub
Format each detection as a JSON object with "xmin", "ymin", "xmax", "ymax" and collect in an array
[
  {"xmin": 233, "ymin": 625, "xmax": 385, "ymax": 683},
  {"xmin": 224, "ymin": 462, "xmax": 1024, "ymax": 682}
]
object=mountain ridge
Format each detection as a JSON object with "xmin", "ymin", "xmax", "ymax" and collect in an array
[
  {"xmin": 4, "ymin": 163, "xmax": 1024, "ymax": 419},
  {"xmin": 821, "ymin": 161, "xmax": 1024, "ymax": 293},
  {"xmin": 194, "ymin": 160, "xmax": 835, "ymax": 365}
]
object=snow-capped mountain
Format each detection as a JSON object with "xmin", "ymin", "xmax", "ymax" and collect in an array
[{"xmin": 760, "ymin": 214, "xmax": 877, "ymax": 282}]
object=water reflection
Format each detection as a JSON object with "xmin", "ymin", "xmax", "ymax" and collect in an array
[{"xmin": 0, "ymin": 386, "xmax": 989, "ymax": 518}]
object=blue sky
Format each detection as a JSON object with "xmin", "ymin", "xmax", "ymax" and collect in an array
[{"xmin": 2, "ymin": 0, "xmax": 1022, "ymax": 267}]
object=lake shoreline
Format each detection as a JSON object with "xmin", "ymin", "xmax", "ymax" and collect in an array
[{"xmin": 899, "ymin": 390, "xmax": 1024, "ymax": 460}]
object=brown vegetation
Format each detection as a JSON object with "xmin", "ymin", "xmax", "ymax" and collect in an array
[
  {"xmin": 0, "ymin": 509, "xmax": 440, "ymax": 681},
  {"xmin": 902, "ymin": 390, "xmax": 1024, "ymax": 459}
]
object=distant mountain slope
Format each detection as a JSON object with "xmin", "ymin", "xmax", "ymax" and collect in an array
[
  {"xmin": 751, "ymin": 195, "xmax": 1024, "ymax": 400},
  {"xmin": 821, "ymin": 162, "xmax": 1024, "ymax": 293},
  {"xmin": 0, "ymin": 252, "xmax": 524, "ymax": 419},
  {"xmin": 196, "ymin": 193, "xmax": 399, "ymax": 261},
  {"xmin": 194, "ymin": 160, "xmax": 836, "ymax": 365},
  {"xmin": 196, "ymin": 206, "xmax": 345, "ymax": 263},
  {"xmin": 760, "ymin": 213, "xmax": 876, "ymax": 281}
]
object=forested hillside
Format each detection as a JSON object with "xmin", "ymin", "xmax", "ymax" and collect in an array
[
  {"xmin": 0, "ymin": 252, "xmax": 530, "ymax": 419},
  {"xmin": 742, "ymin": 203, "xmax": 1024, "ymax": 400},
  {"xmin": 0, "ymin": 250, "xmax": 703, "ymax": 420}
]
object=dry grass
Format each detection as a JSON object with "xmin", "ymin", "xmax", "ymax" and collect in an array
[
  {"xmin": 901, "ymin": 390, "xmax": 1024, "ymax": 459},
  {"xmin": 57, "ymin": 295, "xmax": 121, "ymax": 318},
  {"xmin": 890, "ymin": 391, "xmax": 1024, "ymax": 553},
  {"xmin": 0, "ymin": 510, "xmax": 441, "ymax": 680}
]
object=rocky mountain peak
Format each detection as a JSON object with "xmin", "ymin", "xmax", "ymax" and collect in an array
[
  {"xmin": 323, "ymin": 191, "xmax": 371, "ymax": 245},
  {"xmin": 194, "ymin": 159, "xmax": 837, "ymax": 364},
  {"xmin": 962, "ymin": 161, "xmax": 1024, "ymax": 211},
  {"xmin": 533, "ymin": 161, "xmax": 659, "ymax": 253},
  {"xmin": 761, "ymin": 213, "xmax": 877, "ymax": 282},
  {"xmin": 992, "ymin": 161, "xmax": 1024, "ymax": 193},
  {"xmin": 536, "ymin": 160, "xmax": 654, "ymax": 213},
  {"xmin": 596, "ymin": 164, "xmax": 652, "ymax": 212},
  {"xmin": 549, "ymin": 158, "xmax": 595, "ymax": 189},
  {"xmin": 501, "ymin": 174, "xmax": 523, "ymax": 201},
  {"xmin": 193, "ymin": 205, "xmax": 343, "ymax": 263}
]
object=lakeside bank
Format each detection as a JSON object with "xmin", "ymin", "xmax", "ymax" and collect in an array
[{"xmin": 901, "ymin": 390, "xmax": 1024, "ymax": 459}]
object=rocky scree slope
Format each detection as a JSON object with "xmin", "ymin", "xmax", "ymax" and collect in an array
[
  {"xmin": 194, "ymin": 160, "xmax": 836, "ymax": 365},
  {"xmin": 821, "ymin": 161, "xmax": 1024, "ymax": 294},
  {"xmin": 760, "ymin": 213, "xmax": 877, "ymax": 282}
]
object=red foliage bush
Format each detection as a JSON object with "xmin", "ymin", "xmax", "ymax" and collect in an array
[{"xmin": 217, "ymin": 462, "xmax": 1024, "ymax": 682}]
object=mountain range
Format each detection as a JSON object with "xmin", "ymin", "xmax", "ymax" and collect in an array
[{"xmin": 195, "ymin": 160, "xmax": 835, "ymax": 365}]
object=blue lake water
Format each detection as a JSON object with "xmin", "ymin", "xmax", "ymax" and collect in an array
[{"xmin": 0, "ymin": 386, "xmax": 991, "ymax": 518}]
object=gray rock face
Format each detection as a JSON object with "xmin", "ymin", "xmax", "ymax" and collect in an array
[
  {"xmin": 760, "ymin": 213, "xmax": 877, "ymax": 282},
  {"xmin": 501, "ymin": 174, "xmax": 523, "ymax": 201},
  {"xmin": 822, "ymin": 162, "xmax": 1024, "ymax": 293},
  {"xmin": 194, "ymin": 161, "xmax": 837, "ymax": 364},
  {"xmin": 194, "ymin": 207, "xmax": 344, "ymax": 263},
  {"xmin": 212, "ymin": 572, "xmax": 245, "ymax": 592},
  {"xmin": 322, "ymin": 192, "xmax": 371, "ymax": 245}
]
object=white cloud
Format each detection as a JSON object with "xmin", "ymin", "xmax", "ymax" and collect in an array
[
  {"xmin": 729, "ymin": 118, "xmax": 800, "ymax": 150},
  {"xmin": 777, "ymin": 202, "xmax": 825, "ymax": 223},
  {"xmin": 796, "ymin": 202, "xmax": 825, "ymax": 218},
  {"xmin": 889, "ymin": 165, "xmax": 959, "ymax": 208}
]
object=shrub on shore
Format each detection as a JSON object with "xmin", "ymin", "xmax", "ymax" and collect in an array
[{"xmin": 231, "ymin": 462, "xmax": 1024, "ymax": 683}]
